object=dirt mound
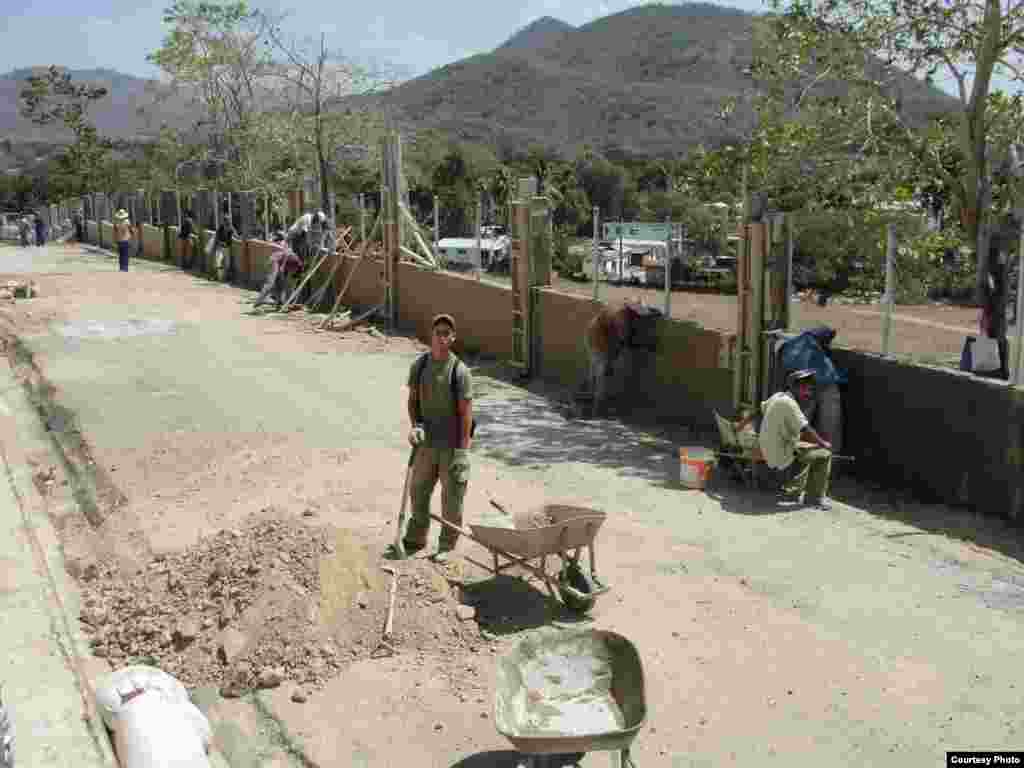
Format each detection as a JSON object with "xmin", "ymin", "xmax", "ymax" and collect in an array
[{"xmin": 79, "ymin": 512, "xmax": 483, "ymax": 698}]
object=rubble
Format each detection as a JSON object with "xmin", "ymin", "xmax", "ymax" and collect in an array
[{"xmin": 78, "ymin": 512, "xmax": 483, "ymax": 699}]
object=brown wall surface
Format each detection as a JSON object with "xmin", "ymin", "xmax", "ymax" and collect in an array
[
  {"xmin": 246, "ymin": 240, "xmax": 274, "ymax": 288},
  {"xmin": 141, "ymin": 225, "xmax": 162, "ymax": 261},
  {"xmin": 396, "ymin": 266, "xmax": 514, "ymax": 359},
  {"xmin": 333, "ymin": 255, "xmax": 385, "ymax": 310},
  {"xmin": 536, "ymin": 288, "xmax": 731, "ymax": 427}
]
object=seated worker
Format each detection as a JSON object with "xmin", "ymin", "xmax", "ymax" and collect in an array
[
  {"xmin": 778, "ymin": 326, "xmax": 846, "ymax": 454},
  {"xmin": 738, "ymin": 369, "xmax": 834, "ymax": 509}
]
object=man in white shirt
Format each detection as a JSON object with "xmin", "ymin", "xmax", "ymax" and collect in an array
[{"xmin": 743, "ymin": 368, "xmax": 834, "ymax": 509}]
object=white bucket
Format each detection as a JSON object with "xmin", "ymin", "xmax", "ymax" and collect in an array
[{"xmin": 679, "ymin": 447, "xmax": 714, "ymax": 490}]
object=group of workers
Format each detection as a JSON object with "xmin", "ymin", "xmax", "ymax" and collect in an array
[
  {"xmin": 253, "ymin": 210, "xmax": 328, "ymax": 308},
  {"xmin": 397, "ymin": 301, "xmax": 850, "ymax": 564},
  {"xmin": 582, "ymin": 301, "xmax": 845, "ymax": 510}
]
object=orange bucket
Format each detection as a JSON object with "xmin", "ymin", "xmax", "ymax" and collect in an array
[{"xmin": 679, "ymin": 447, "xmax": 714, "ymax": 490}]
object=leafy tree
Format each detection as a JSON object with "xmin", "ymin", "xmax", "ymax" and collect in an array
[
  {"xmin": 19, "ymin": 66, "xmax": 112, "ymax": 195},
  {"xmin": 756, "ymin": 0, "xmax": 1024, "ymax": 300}
]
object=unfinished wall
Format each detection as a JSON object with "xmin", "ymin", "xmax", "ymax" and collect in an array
[
  {"xmin": 333, "ymin": 255, "xmax": 385, "ymax": 310},
  {"xmin": 397, "ymin": 265, "xmax": 514, "ymax": 360},
  {"xmin": 536, "ymin": 289, "xmax": 731, "ymax": 427},
  {"xmin": 86, "ymin": 221, "xmax": 98, "ymax": 243},
  {"xmin": 99, "ymin": 221, "xmax": 112, "ymax": 245},
  {"xmin": 245, "ymin": 240, "xmax": 274, "ymax": 289},
  {"xmin": 833, "ymin": 348, "xmax": 1024, "ymax": 520},
  {"xmin": 141, "ymin": 225, "xmax": 163, "ymax": 261}
]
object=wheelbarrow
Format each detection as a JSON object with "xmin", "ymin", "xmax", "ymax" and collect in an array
[
  {"xmin": 494, "ymin": 627, "xmax": 646, "ymax": 767},
  {"xmin": 428, "ymin": 502, "xmax": 611, "ymax": 614}
]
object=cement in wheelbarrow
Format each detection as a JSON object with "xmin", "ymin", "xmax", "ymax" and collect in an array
[{"xmin": 495, "ymin": 627, "xmax": 646, "ymax": 757}]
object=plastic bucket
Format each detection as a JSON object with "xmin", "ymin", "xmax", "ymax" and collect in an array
[{"xmin": 679, "ymin": 447, "xmax": 714, "ymax": 490}]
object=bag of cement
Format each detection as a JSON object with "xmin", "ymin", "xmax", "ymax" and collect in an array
[{"xmin": 95, "ymin": 665, "xmax": 211, "ymax": 768}]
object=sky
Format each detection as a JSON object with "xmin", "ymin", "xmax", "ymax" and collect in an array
[{"xmin": 0, "ymin": 0, "xmax": 1017, "ymax": 98}]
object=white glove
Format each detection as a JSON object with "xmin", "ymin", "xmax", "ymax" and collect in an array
[{"xmin": 408, "ymin": 425, "xmax": 425, "ymax": 447}]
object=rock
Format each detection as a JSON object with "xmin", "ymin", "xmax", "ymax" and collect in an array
[
  {"xmin": 302, "ymin": 509, "xmax": 317, "ymax": 518},
  {"xmin": 174, "ymin": 618, "xmax": 200, "ymax": 643},
  {"xmin": 290, "ymin": 688, "xmax": 308, "ymax": 703},
  {"xmin": 456, "ymin": 605, "xmax": 477, "ymax": 622},
  {"xmin": 217, "ymin": 628, "xmax": 248, "ymax": 664},
  {"xmin": 256, "ymin": 667, "xmax": 285, "ymax": 689},
  {"xmin": 433, "ymin": 722, "xmax": 445, "ymax": 732}
]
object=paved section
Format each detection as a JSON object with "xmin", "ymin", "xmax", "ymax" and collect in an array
[{"xmin": 1, "ymin": 242, "xmax": 1023, "ymax": 767}]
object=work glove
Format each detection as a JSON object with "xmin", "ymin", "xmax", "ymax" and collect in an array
[
  {"xmin": 408, "ymin": 424, "xmax": 425, "ymax": 447},
  {"xmin": 449, "ymin": 448, "xmax": 471, "ymax": 484}
]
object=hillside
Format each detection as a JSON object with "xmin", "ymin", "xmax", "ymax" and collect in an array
[
  {"xmin": 369, "ymin": 2, "xmax": 957, "ymax": 159},
  {"xmin": 0, "ymin": 3, "xmax": 958, "ymax": 175},
  {"xmin": 0, "ymin": 67, "xmax": 196, "ymax": 173}
]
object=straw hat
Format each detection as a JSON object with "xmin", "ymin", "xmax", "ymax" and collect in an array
[{"xmin": 114, "ymin": 209, "xmax": 130, "ymax": 221}]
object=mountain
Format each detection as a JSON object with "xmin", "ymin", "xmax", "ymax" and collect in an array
[
  {"xmin": 368, "ymin": 2, "xmax": 957, "ymax": 159},
  {"xmin": 498, "ymin": 16, "xmax": 575, "ymax": 52},
  {"xmin": 0, "ymin": 67, "xmax": 195, "ymax": 173}
]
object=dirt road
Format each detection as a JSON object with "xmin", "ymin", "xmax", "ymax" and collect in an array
[{"xmin": 2, "ymin": 243, "xmax": 1023, "ymax": 767}]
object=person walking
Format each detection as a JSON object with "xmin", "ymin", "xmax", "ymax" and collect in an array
[
  {"xmin": 18, "ymin": 217, "xmax": 30, "ymax": 247},
  {"xmin": 33, "ymin": 215, "xmax": 45, "ymax": 248},
  {"xmin": 214, "ymin": 215, "xmax": 237, "ymax": 282},
  {"xmin": 73, "ymin": 210, "xmax": 84, "ymax": 243},
  {"xmin": 402, "ymin": 314, "xmax": 474, "ymax": 562},
  {"xmin": 252, "ymin": 232, "xmax": 301, "ymax": 308},
  {"xmin": 113, "ymin": 209, "xmax": 134, "ymax": 271}
]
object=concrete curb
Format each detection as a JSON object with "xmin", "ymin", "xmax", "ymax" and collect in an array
[{"xmin": 0, "ymin": 356, "xmax": 117, "ymax": 767}]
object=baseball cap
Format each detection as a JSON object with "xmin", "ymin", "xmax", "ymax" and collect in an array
[{"xmin": 432, "ymin": 313, "xmax": 456, "ymax": 333}]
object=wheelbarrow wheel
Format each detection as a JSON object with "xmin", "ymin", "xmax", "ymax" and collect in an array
[{"xmin": 558, "ymin": 560, "xmax": 597, "ymax": 615}]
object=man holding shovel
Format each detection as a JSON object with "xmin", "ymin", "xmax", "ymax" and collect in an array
[{"xmin": 400, "ymin": 314, "xmax": 474, "ymax": 562}]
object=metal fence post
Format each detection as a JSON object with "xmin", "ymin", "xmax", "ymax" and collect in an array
[{"xmin": 881, "ymin": 223, "xmax": 897, "ymax": 358}]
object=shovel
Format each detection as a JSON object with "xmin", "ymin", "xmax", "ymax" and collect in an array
[{"xmin": 392, "ymin": 444, "xmax": 419, "ymax": 559}]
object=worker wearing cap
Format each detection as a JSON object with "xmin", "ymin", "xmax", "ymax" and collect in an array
[
  {"xmin": 749, "ymin": 369, "xmax": 834, "ymax": 509},
  {"xmin": 403, "ymin": 313, "xmax": 474, "ymax": 561}
]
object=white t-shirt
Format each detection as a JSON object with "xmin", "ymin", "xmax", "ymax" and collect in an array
[
  {"xmin": 758, "ymin": 392, "xmax": 808, "ymax": 470},
  {"xmin": 288, "ymin": 213, "xmax": 313, "ymax": 236}
]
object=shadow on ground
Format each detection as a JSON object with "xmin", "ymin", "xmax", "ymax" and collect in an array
[
  {"xmin": 468, "ymin": 360, "xmax": 1024, "ymax": 570},
  {"xmin": 470, "ymin": 362, "xmax": 698, "ymax": 490},
  {"xmin": 450, "ymin": 751, "xmax": 585, "ymax": 768},
  {"xmin": 459, "ymin": 574, "xmax": 593, "ymax": 635}
]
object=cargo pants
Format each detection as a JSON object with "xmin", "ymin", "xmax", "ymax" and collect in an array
[
  {"xmin": 404, "ymin": 446, "xmax": 470, "ymax": 552},
  {"xmin": 788, "ymin": 446, "xmax": 833, "ymax": 501}
]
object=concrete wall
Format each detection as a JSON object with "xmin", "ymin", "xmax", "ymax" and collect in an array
[
  {"xmin": 834, "ymin": 348, "xmax": 1024, "ymax": 521},
  {"xmin": 535, "ymin": 288, "xmax": 731, "ymax": 427},
  {"xmin": 86, "ymin": 221, "xmax": 98, "ymax": 243},
  {"xmin": 397, "ymin": 265, "xmax": 515, "ymax": 360},
  {"xmin": 99, "ymin": 221, "xmax": 112, "ymax": 246},
  {"xmin": 141, "ymin": 225, "xmax": 163, "ymax": 261},
  {"xmin": 333, "ymin": 255, "xmax": 385, "ymax": 310},
  {"xmin": 245, "ymin": 240, "xmax": 274, "ymax": 289}
]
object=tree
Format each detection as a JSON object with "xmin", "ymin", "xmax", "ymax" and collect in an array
[
  {"xmin": 262, "ymin": 16, "xmax": 388, "ymax": 216},
  {"xmin": 148, "ymin": 1, "xmax": 271, "ymax": 141},
  {"xmin": 756, "ymin": 0, "xmax": 1024, "ymax": 301},
  {"xmin": 19, "ymin": 66, "xmax": 112, "ymax": 195}
]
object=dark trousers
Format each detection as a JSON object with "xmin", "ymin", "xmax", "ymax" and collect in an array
[{"xmin": 117, "ymin": 241, "xmax": 131, "ymax": 271}]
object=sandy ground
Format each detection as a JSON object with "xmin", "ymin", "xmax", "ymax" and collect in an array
[
  {"xmin": 1, "ymin": 242, "xmax": 1023, "ymax": 767},
  {"xmin": 489, "ymin": 272, "xmax": 984, "ymax": 364}
]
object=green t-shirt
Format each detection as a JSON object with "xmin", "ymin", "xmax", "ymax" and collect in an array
[{"xmin": 408, "ymin": 353, "xmax": 473, "ymax": 448}]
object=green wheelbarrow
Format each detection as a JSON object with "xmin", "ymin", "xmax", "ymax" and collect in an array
[{"xmin": 494, "ymin": 627, "xmax": 647, "ymax": 767}]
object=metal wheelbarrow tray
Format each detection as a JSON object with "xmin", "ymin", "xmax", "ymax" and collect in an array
[
  {"xmin": 495, "ymin": 627, "xmax": 646, "ymax": 765},
  {"xmin": 429, "ymin": 504, "xmax": 611, "ymax": 613}
]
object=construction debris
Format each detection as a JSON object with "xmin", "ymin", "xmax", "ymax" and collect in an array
[{"xmin": 79, "ymin": 512, "xmax": 484, "ymax": 699}]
